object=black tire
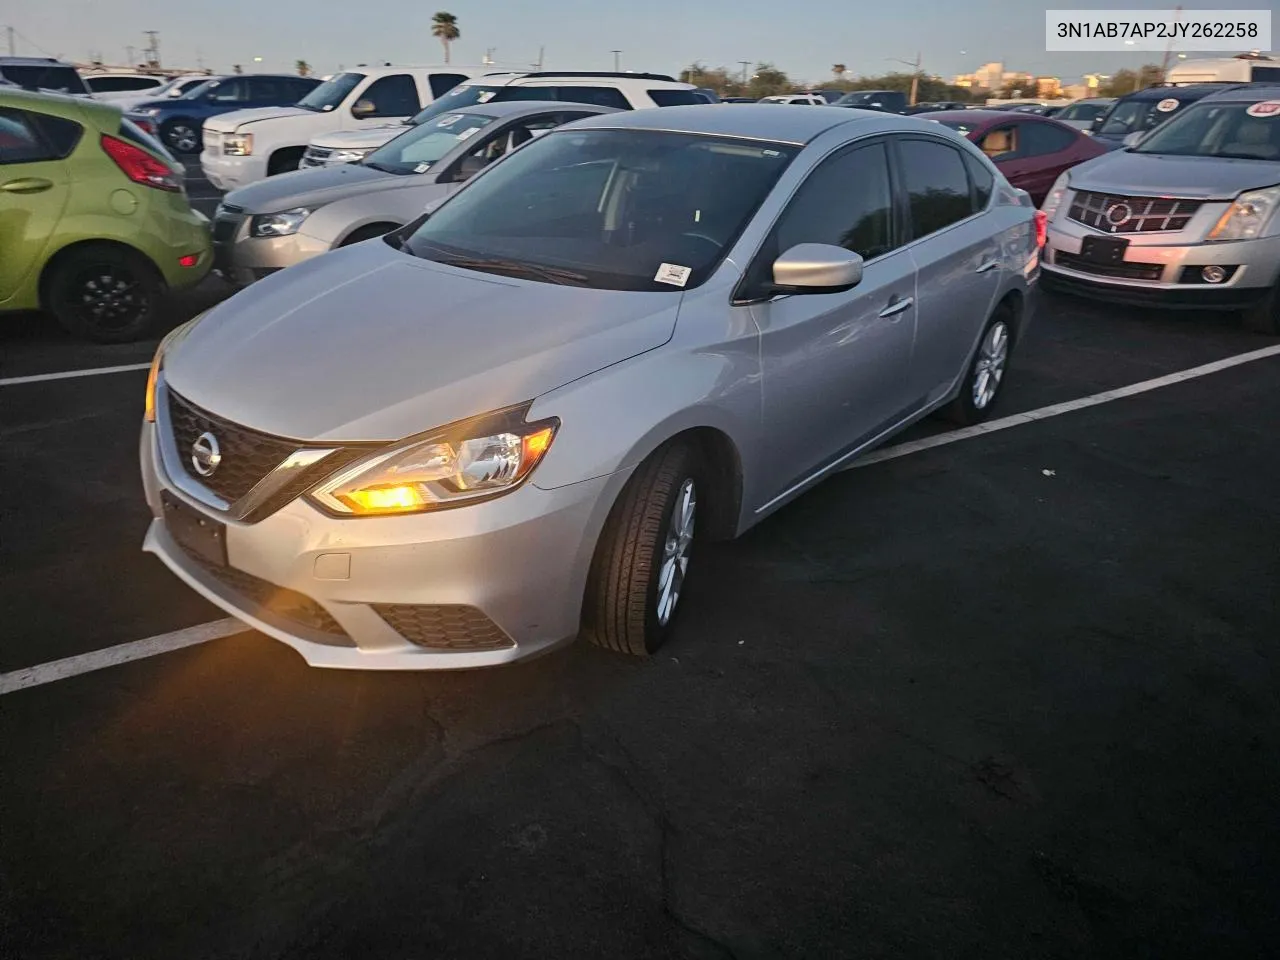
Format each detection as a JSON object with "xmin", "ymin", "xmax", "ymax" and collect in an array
[
  {"xmin": 1241, "ymin": 283, "xmax": 1280, "ymax": 336},
  {"xmin": 939, "ymin": 307, "xmax": 1015, "ymax": 426},
  {"xmin": 267, "ymin": 148, "xmax": 304, "ymax": 176},
  {"xmin": 339, "ymin": 223, "xmax": 400, "ymax": 247},
  {"xmin": 159, "ymin": 118, "xmax": 200, "ymax": 154},
  {"xmin": 582, "ymin": 442, "xmax": 703, "ymax": 657},
  {"xmin": 45, "ymin": 246, "xmax": 162, "ymax": 343}
]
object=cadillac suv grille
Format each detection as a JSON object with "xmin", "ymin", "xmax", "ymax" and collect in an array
[{"xmin": 1068, "ymin": 191, "xmax": 1202, "ymax": 234}]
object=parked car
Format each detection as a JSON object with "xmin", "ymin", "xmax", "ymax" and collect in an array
[
  {"xmin": 83, "ymin": 72, "xmax": 169, "ymax": 99},
  {"xmin": 831, "ymin": 89, "xmax": 907, "ymax": 113},
  {"xmin": 0, "ymin": 89, "xmax": 211, "ymax": 341},
  {"xmin": 721, "ymin": 97, "xmax": 757, "ymax": 104},
  {"xmin": 126, "ymin": 73, "xmax": 320, "ymax": 155},
  {"xmin": 905, "ymin": 101, "xmax": 971, "ymax": 115},
  {"xmin": 1166, "ymin": 56, "xmax": 1280, "ymax": 85},
  {"xmin": 297, "ymin": 71, "xmax": 703, "ymax": 169},
  {"xmin": 105, "ymin": 74, "xmax": 219, "ymax": 113},
  {"xmin": 1041, "ymin": 83, "xmax": 1280, "ymax": 334},
  {"xmin": 926, "ymin": 110, "xmax": 1110, "ymax": 204},
  {"xmin": 758, "ymin": 94, "xmax": 826, "ymax": 105},
  {"xmin": 212, "ymin": 102, "xmax": 619, "ymax": 285},
  {"xmin": 1052, "ymin": 97, "xmax": 1116, "ymax": 131},
  {"xmin": 1089, "ymin": 83, "xmax": 1229, "ymax": 145},
  {"xmin": 0, "ymin": 57, "xmax": 89, "ymax": 96},
  {"xmin": 140, "ymin": 104, "xmax": 1040, "ymax": 670},
  {"xmin": 200, "ymin": 66, "xmax": 490, "ymax": 189}
]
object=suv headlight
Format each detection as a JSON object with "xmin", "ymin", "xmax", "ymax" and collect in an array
[
  {"xmin": 330, "ymin": 147, "xmax": 372, "ymax": 163},
  {"xmin": 308, "ymin": 406, "xmax": 559, "ymax": 516},
  {"xmin": 249, "ymin": 207, "xmax": 311, "ymax": 238},
  {"xmin": 1207, "ymin": 185, "xmax": 1280, "ymax": 242},
  {"xmin": 1040, "ymin": 171, "xmax": 1070, "ymax": 221},
  {"xmin": 223, "ymin": 134, "xmax": 253, "ymax": 156}
]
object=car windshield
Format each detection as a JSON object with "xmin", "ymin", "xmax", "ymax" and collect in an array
[
  {"xmin": 408, "ymin": 84, "xmax": 506, "ymax": 125},
  {"xmin": 364, "ymin": 112, "xmax": 495, "ymax": 174},
  {"xmin": 1, "ymin": 64, "xmax": 88, "ymax": 94},
  {"xmin": 1098, "ymin": 99, "xmax": 1165, "ymax": 135},
  {"xmin": 178, "ymin": 79, "xmax": 218, "ymax": 100},
  {"xmin": 401, "ymin": 129, "xmax": 798, "ymax": 291},
  {"xmin": 1057, "ymin": 102, "xmax": 1109, "ymax": 122},
  {"xmin": 836, "ymin": 92, "xmax": 888, "ymax": 106},
  {"xmin": 1132, "ymin": 101, "xmax": 1280, "ymax": 160},
  {"xmin": 298, "ymin": 72, "xmax": 364, "ymax": 112}
]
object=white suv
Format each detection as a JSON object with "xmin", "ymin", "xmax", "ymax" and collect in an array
[
  {"xmin": 199, "ymin": 65, "xmax": 483, "ymax": 190},
  {"xmin": 298, "ymin": 71, "xmax": 703, "ymax": 168}
]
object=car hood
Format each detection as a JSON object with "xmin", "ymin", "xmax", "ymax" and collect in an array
[
  {"xmin": 1067, "ymin": 150, "xmax": 1280, "ymax": 200},
  {"xmin": 223, "ymin": 162, "xmax": 400, "ymax": 213},
  {"xmin": 204, "ymin": 106, "xmax": 312, "ymax": 132},
  {"xmin": 311, "ymin": 125, "xmax": 409, "ymax": 150},
  {"xmin": 163, "ymin": 241, "xmax": 681, "ymax": 442}
]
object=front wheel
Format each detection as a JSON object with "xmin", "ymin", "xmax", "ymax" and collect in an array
[
  {"xmin": 582, "ymin": 442, "xmax": 702, "ymax": 657},
  {"xmin": 939, "ymin": 310, "xmax": 1014, "ymax": 425},
  {"xmin": 160, "ymin": 119, "xmax": 200, "ymax": 154},
  {"xmin": 45, "ymin": 246, "xmax": 162, "ymax": 343}
]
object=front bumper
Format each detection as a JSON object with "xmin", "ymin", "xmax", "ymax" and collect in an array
[
  {"xmin": 211, "ymin": 213, "xmax": 330, "ymax": 287},
  {"xmin": 200, "ymin": 148, "xmax": 266, "ymax": 192},
  {"xmin": 1043, "ymin": 215, "xmax": 1280, "ymax": 310},
  {"xmin": 139, "ymin": 411, "xmax": 629, "ymax": 671}
]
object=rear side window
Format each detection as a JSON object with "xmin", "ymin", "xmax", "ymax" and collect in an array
[
  {"xmin": 648, "ymin": 89, "xmax": 702, "ymax": 107},
  {"xmin": 0, "ymin": 108, "xmax": 52, "ymax": 163},
  {"xmin": 87, "ymin": 76, "xmax": 161, "ymax": 93},
  {"xmin": 963, "ymin": 152, "xmax": 994, "ymax": 210},
  {"xmin": 29, "ymin": 111, "xmax": 83, "ymax": 158},
  {"xmin": 287, "ymin": 78, "xmax": 319, "ymax": 100},
  {"xmin": 206, "ymin": 78, "xmax": 250, "ymax": 103},
  {"xmin": 0, "ymin": 64, "xmax": 88, "ymax": 95},
  {"xmin": 1019, "ymin": 121, "xmax": 1078, "ymax": 156},
  {"xmin": 429, "ymin": 73, "xmax": 470, "ymax": 98},
  {"xmin": 359, "ymin": 74, "xmax": 421, "ymax": 117},
  {"xmin": 897, "ymin": 138, "xmax": 974, "ymax": 238}
]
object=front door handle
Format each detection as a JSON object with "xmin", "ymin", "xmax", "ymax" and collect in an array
[
  {"xmin": 878, "ymin": 296, "xmax": 914, "ymax": 319},
  {"xmin": 975, "ymin": 258, "xmax": 1000, "ymax": 273},
  {"xmin": 1, "ymin": 178, "xmax": 54, "ymax": 194}
]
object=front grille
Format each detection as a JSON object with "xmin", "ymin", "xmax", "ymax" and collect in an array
[
  {"xmin": 1055, "ymin": 251, "xmax": 1163, "ymax": 281},
  {"xmin": 1068, "ymin": 190, "xmax": 1202, "ymax": 234},
  {"xmin": 303, "ymin": 146, "xmax": 332, "ymax": 163},
  {"xmin": 166, "ymin": 388, "xmax": 299, "ymax": 503},
  {"xmin": 374, "ymin": 604, "xmax": 515, "ymax": 652},
  {"xmin": 179, "ymin": 545, "xmax": 350, "ymax": 640}
]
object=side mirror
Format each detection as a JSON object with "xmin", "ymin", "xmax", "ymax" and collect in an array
[
  {"xmin": 771, "ymin": 243, "xmax": 863, "ymax": 293},
  {"xmin": 351, "ymin": 99, "xmax": 377, "ymax": 118},
  {"xmin": 1123, "ymin": 131, "xmax": 1143, "ymax": 148}
]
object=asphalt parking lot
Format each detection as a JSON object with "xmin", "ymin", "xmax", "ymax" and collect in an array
[{"xmin": 2, "ymin": 161, "xmax": 1279, "ymax": 959}]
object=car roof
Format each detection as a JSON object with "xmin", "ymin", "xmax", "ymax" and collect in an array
[
  {"xmin": 1200, "ymin": 81, "xmax": 1280, "ymax": 103},
  {"xmin": 0, "ymin": 56, "xmax": 78, "ymax": 66},
  {"xmin": 462, "ymin": 100, "xmax": 621, "ymax": 120},
  {"xmin": 0, "ymin": 86, "xmax": 118, "ymax": 122},
  {"xmin": 563, "ymin": 103, "xmax": 934, "ymax": 144},
  {"xmin": 1121, "ymin": 83, "xmax": 1231, "ymax": 100},
  {"xmin": 924, "ymin": 109, "xmax": 1054, "ymax": 125}
]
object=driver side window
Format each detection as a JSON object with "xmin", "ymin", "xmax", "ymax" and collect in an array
[
  {"xmin": 357, "ymin": 74, "xmax": 421, "ymax": 118},
  {"xmin": 206, "ymin": 79, "xmax": 249, "ymax": 103}
]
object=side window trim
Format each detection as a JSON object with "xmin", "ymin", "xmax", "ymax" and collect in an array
[{"xmin": 887, "ymin": 135, "xmax": 986, "ymax": 246}]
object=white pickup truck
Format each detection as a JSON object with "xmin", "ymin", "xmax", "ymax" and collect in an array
[{"xmin": 199, "ymin": 65, "xmax": 482, "ymax": 191}]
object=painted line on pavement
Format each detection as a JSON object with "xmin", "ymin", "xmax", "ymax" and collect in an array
[
  {"xmin": 4, "ymin": 342, "xmax": 1280, "ymax": 694},
  {"xmin": 0, "ymin": 619, "xmax": 246, "ymax": 695},
  {"xmin": 0, "ymin": 362, "xmax": 151, "ymax": 387}
]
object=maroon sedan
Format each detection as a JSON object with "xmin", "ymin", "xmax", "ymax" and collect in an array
[{"xmin": 924, "ymin": 110, "xmax": 1111, "ymax": 205}]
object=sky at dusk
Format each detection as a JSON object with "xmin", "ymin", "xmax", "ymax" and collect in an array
[{"xmin": 5, "ymin": 0, "xmax": 1271, "ymax": 85}]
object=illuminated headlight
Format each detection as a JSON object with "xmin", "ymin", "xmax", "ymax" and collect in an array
[
  {"xmin": 309, "ymin": 407, "xmax": 559, "ymax": 516},
  {"xmin": 143, "ymin": 315, "xmax": 204, "ymax": 422},
  {"xmin": 222, "ymin": 134, "xmax": 253, "ymax": 156},
  {"xmin": 249, "ymin": 207, "xmax": 311, "ymax": 238},
  {"xmin": 330, "ymin": 148, "xmax": 372, "ymax": 163},
  {"xmin": 1207, "ymin": 185, "xmax": 1280, "ymax": 242},
  {"xmin": 1040, "ymin": 171, "xmax": 1070, "ymax": 221}
]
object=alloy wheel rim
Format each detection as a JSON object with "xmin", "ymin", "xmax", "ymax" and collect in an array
[
  {"xmin": 169, "ymin": 125, "xmax": 197, "ymax": 151},
  {"xmin": 75, "ymin": 266, "xmax": 146, "ymax": 330},
  {"xmin": 656, "ymin": 478, "xmax": 696, "ymax": 627},
  {"xmin": 972, "ymin": 320, "xmax": 1009, "ymax": 410}
]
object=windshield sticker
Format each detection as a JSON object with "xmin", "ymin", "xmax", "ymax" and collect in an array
[
  {"xmin": 455, "ymin": 126, "xmax": 480, "ymax": 140},
  {"xmin": 436, "ymin": 114, "xmax": 464, "ymax": 127},
  {"xmin": 1155, "ymin": 98, "xmax": 1180, "ymax": 113},
  {"xmin": 654, "ymin": 263, "xmax": 692, "ymax": 287},
  {"xmin": 414, "ymin": 162, "xmax": 433, "ymax": 173},
  {"xmin": 476, "ymin": 91, "xmax": 496, "ymax": 103},
  {"xmin": 1246, "ymin": 100, "xmax": 1280, "ymax": 118}
]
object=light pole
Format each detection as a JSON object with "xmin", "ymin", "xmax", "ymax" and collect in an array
[
  {"xmin": 886, "ymin": 52, "xmax": 922, "ymax": 105},
  {"xmin": 739, "ymin": 60, "xmax": 750, "ymax": 85},
  {"xmin": 610, "ymin": 49, "xmax": 621, "ymax": 72}
]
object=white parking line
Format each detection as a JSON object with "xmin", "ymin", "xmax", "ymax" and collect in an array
[
  {"xmin": 0, "ymin": 362, "xmax": 151, "ymax": 387},
  {"xmin": 0, "ymin": 619, "xmax": 245, "ymax": 695},
  {"xmin": 3, "ymin": 342, "xmax": 1279, "ymax": 694}
]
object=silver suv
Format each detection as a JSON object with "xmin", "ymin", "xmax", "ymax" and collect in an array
[
  {"xmin": 1042, "ymin": 83, "xmax": 1280, "ymax": 334},
  {"xmin": 141, "ymin": 105, "xmax": 1040, "ymax": 671}
]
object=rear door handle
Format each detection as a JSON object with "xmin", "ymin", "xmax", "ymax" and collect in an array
[
  {"xmin": 0, "ymin": 178, "xmax": 54, "ymax": 194},
  {"xmin": 878, "ymin": 296, "xmax": 914, "ymax": 319},
  {"xmin": 976, "ymin": 259, "xmax": 1000, "ymax": 273}
]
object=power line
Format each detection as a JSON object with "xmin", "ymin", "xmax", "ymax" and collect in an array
[{"xmin": 2, "ymin": 25, "xmax": 57, "ymax": 58}]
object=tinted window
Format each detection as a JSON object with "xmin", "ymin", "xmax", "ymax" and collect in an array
[
  {"xmin": 298, "ymin": 71, "xmax": 365, "ymax": 112},
  {"xmin": 429, "ymin": 73, "xmax": 470, "ymax": 98},
  {"xmin": 359, "ymin": 74, "xmax": 421, "ymax": 117},
  {"xmin": 0, "ymin": 108, "xmax": 52, "ymax": 163},
  {"xmin": 205, "ymin": 78, "xmax": 250, "ymax": 103},
  {"xmin": 404, "ymin": 129, "xmax": 798, "ymax": 292},
  {"xmin": 1019, "ymin": 121, "xmax": 1078, "ymax": 156},
  {"xmin": 1133, "ymin": 101, "xmax": 1280, "ymax": 159},
  {"xmin": 772, "ymin": 141, "xmax": 895, "ymax": 261},
  {"xmin": 1055, "ymin": 102, "xmax": 1109, "ymax": 122},
  {"xmin": 28, "ymin": 112, "xmax": 82, "ymax": 158},
  {"xmin": 176, "ymin": 77, "xmax": 212, "ymax": 95},
  {"xmin": 976, "ymin": 124, "xmax": 1018, "ymax": 160},
  {"xmin": 245, "ymin": 77, "xmax": 288, "ymax": 101},
  {"xmin": 498, "ymin": 85, "xmax": 631, "ymax": 109},
  {"xmin": 963, "ymin": 152, "xmax": 994, "ymax": 209},
  {"xmin": 87, "ymin": 75, "xmax": 162, "ymax": 92},
  {"xmin": 648, "ymin": 89, "xmax": 702, "ymax": 107},
  {"xmin": 1253, "ymin": 66, "xmax": 1280, "ymax": 82},
  {"xmin": 287, "ymin": 78, "xmax": 319, "ymax": 100},
  {"xmin": 898, "ymin": 138, "xmax": 974, "ymax": 238},
  {"xmin": 0, "ymin": 64, "xmax": 88, "ymax": 94}
]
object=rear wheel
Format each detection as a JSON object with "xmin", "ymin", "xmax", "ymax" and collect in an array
[
  {"xmin": 160, "ymin": 118, "xmax": 200, "ymax": 154},
  {"xmin": 1241, "ymin": 283, "xmax": 1280, "ymax": 336},
  {"xmin": 939, "ymin": 309, "xmax": 1014, "ymax": 426},
  {"xmin": 45, "ymin": 246, "xmax": 162, "ymax": 343},
  {"xmin": 582, "ymin": 442, "xmax": 702, "ymax": 657}
]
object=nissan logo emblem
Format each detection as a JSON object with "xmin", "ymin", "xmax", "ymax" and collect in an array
[
  {"xmin": 191, "ymin": 431, "xmax": 222, "ymax": 477},
  {"xmin": 1104, "ymin": 202, "xmax": 1132, "ymax": 228}
]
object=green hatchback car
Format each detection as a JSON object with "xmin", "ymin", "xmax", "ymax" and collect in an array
[{"xmin": 0, "ymin": 88, "xmax": 212, "ymax": 342}]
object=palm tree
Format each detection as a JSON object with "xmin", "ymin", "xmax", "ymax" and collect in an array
[
  {"xmin": 295, "ymin": 60, "xmax": 311, "ymax": 76},
  {"xmin": 432, "ymin": 12, "xmax": 460, "ymax": 65},
  {"xmin": 832, "ymin": 63, "xmax": 847, "ymax": 81}
]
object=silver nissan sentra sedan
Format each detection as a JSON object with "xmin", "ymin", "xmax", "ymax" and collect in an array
[{"xmin": 140, "ymin": 105, "xmax": 1042, "ymax": 670}]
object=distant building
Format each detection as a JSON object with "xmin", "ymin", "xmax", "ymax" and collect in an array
[
  {"xmin": 1035, "ymin": 77, "xmax": 1062, "ymax": 98},
  {"xmin": 952, "ymin": 61, "xmax": 1036, "ymax": 91}
]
